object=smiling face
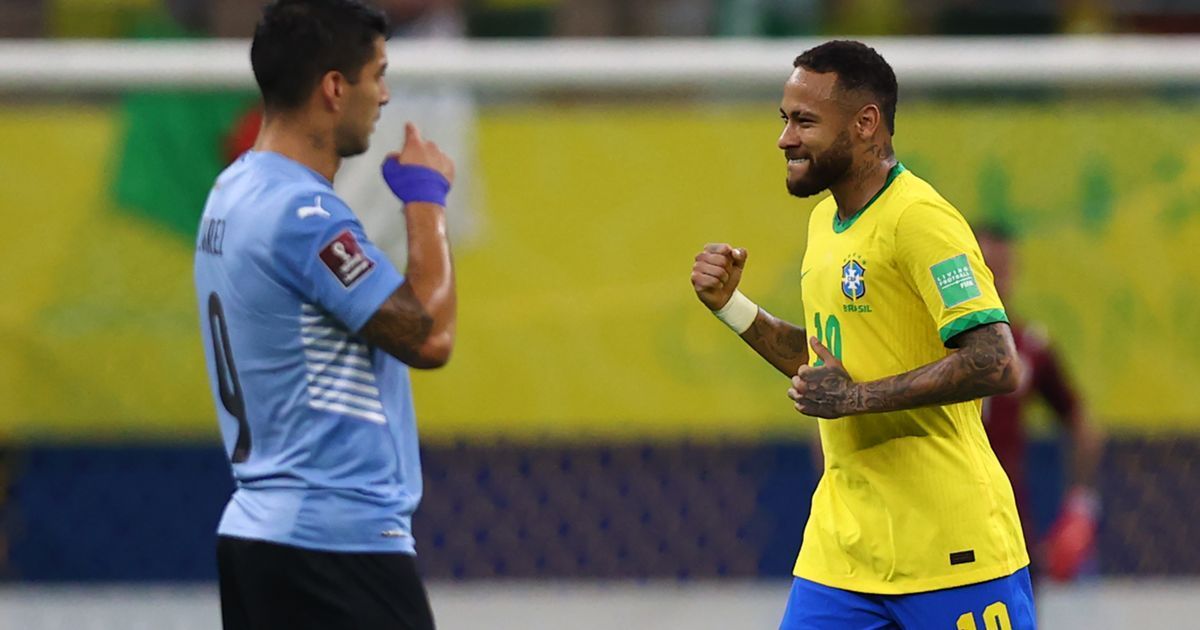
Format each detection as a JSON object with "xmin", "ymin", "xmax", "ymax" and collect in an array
[
  {"xmin": 334, "ymin": 36, "xmax": 390, "ymax": 158},
  {"xmin": 777, "ymin": 68, "xmax": 856, "ymax": 199}
]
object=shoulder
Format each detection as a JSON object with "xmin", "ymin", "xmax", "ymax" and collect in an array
[
  {"xmin": 236, "ymin": 154, "xmax": 356, "ymax": 227},
  {"xmin": 270, "ymin": 184, "xmax": 356, "ymax": 231},
  {"xmin": 893, "ymin": 193, "xmax": 972, "ymax": 239},
  {"xmin": 264, "ymin": 185, "xmax": 365, "ymax": 269}
]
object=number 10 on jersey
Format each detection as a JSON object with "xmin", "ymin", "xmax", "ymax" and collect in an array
[
  {"xmin": 956, "ymin": 602, "xmax": 1012, "ymax": 630},
  {"xmin": 812, "ymin": 312, "xmax": 843, "ymax": 365}
]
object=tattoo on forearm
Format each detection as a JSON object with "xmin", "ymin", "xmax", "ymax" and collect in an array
[
  {"xmin": 857, "ymin": 323, "xmax": 1016, "ymax": 414},
  {"xmin": 742, "ymin": 311, "xmax": 809, "ymax": 377}
]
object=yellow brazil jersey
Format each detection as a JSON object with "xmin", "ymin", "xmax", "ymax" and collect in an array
[{"xmin": 793, "ymin": 163, "xmax": 1029, "ymax": 594}]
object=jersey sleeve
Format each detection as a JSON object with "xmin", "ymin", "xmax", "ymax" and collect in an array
[
  {"xmin": 272, "ymin": 190, "xmax": 404, "ymax": 333},
  {"xmin": 895, "ymin": 201, "xmax": 1008, "ymax": 346}
]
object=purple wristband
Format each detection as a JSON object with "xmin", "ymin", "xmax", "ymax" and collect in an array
[{"xmin": 381, "ymin": 160, "xmax": 451, "ymax": 205}]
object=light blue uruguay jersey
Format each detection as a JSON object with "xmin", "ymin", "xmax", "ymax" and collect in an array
[{"xmin": 194, "ymin": 150, "xmax": 421, "ymax": 554}]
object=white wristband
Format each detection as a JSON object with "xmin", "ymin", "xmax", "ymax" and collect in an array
[{"xmin": 712, "ymin": 290, "xmax": 759, "ymax": 334}]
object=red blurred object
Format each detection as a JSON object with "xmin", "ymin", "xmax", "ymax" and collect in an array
[
  {"xmin": 224, "ymin": 106, "xmax": 263, "ymax": 164},
  {"xmin": 1042, "ymin": 486, "xmax": 1099, "ymax": 582}
]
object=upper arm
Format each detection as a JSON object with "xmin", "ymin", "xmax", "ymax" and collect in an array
[
  {"xmin": 947, "ymin": 321, "xmax": 1021, "ymax": 392},
  {"xmin": 357, "ymin": 283, "xmax": 447, "ymax": 369},
  {"xmin": 272, "ymin": 190, "xmax": 403, "ymax": 333},
  {"xmin": 894, "ymin": 202, "xmax": 1009, "ymax": 346}
]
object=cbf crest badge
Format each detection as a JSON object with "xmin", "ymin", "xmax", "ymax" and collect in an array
[{"xmin": 841, "ymin": 258, "xmax": 866, "ymax": 301}]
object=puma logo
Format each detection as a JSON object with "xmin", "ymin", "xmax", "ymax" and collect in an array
[{"xmin": 297, "ymin": 195, "xmax": 331, "ymax": 219}]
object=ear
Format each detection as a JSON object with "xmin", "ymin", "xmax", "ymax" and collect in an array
[
  {"xmin": 318, "ymin": 71, "xmax": 346, "ymax": 112},
  {"xmin": 854, "ymin": 103, "xmax": 882, "ymax": 140}
]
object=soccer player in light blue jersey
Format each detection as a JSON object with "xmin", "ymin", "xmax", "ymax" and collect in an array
[{"xmin": 193, "ymin": 2, "xmax": 456, "ymax": 628}]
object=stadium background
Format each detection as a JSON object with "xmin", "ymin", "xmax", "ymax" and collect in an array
[{"xmin": 1, "ymin": 0, "xmax": 1199, "ymax": 628}]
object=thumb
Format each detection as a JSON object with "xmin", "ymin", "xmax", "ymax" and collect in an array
[
  {"xmin": 809, "ymin": 336, "xmax": 836, "ymax": 364},
  {"xmin": 731, "ymin": 248, "xmax": 748, "ymax": 269}
]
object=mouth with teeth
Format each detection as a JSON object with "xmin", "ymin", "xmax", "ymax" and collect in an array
[{"xmin": 787, "ymin": 156, "xmax": 812, "ymax": 175}]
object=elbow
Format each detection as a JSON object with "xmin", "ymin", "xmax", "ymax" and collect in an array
[
  {"xmin": 407, "ymin": 332, "xmax": 454, "ymax": 369},
  {"xmin": 991, "ymin": 354, "xmax": 1021, "ymax": 396}
]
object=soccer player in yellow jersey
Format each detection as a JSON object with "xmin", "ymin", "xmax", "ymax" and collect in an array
[{"xmin": 691, "ymin": 41, "xmax": 1036, "ymax": 629}]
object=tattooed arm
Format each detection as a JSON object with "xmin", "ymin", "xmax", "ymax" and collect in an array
[
  {"xmin": 788, "ymin": 322, "xmax": 1020, "ymax": 418},
  {"xmin": 740, "ymin": 310, "xmax": 810, "ymax": 377},
  {"xmin": 359, "ymin": 201, "xmax": 456, "ymax": 369},
  {"xmin": 359, "ymin": 125, "xmax": 457, "ymax": 369}
]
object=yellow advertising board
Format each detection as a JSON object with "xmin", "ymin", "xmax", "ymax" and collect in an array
[{"xmin": 1, "ymin": 100, "xmax": 1197, "ymax": 442}]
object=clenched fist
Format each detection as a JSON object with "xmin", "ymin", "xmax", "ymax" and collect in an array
[{"xmin": 691, "ymin": 243, "xmax": 748, "ymax": 311}]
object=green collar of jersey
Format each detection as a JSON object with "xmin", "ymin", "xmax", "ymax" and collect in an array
[{"xmin": 832, "ymin": 162, "xmax": 906, "ymax": 234}]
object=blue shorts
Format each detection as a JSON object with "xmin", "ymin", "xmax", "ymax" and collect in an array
[{"xmin": 779, "ymin": 568, "xmax": 1036, "ymax": 630}]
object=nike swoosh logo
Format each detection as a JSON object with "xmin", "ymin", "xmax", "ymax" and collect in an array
[{"xmin": 800, "ymin": 269, "xmax": 811, "ymax": 281}]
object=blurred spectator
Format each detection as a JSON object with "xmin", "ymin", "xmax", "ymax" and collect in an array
[{"xmin": 977, "ymin": 224, "xmax": 1107, "ymax": 583}]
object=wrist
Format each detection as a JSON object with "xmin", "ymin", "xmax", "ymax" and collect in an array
[
  {"xmin": 382, "ymin": 161, "xmax": 450, "ymax": 206},
  {"xmin": 845, "ymin": 382, "xmax": 867, "ymax": 415},
  {"xmin": 712, "ymin": 290, "xmax": 758, "ymax": 334}
]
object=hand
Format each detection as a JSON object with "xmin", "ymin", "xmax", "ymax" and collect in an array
[
  {"xmin": 1041, "ymin": 486, "xmax": 1099, "ymax": 582},
  {"xmin": 691, "ymin": 243, "xmax": 747, "ymax": 310},
  {"xmin": 388, "ymin": 122, "xmax": 455, "ymax": 186},
  {"xmin": 788, "ymin": 337, "xmax": 860, "ymax": 419}
]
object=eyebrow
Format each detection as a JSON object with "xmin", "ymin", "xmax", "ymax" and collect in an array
[{"xmin": 781, "ymin": 107, "xmax": 820, "ymax": 120}]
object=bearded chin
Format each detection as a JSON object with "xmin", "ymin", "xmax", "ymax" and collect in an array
[
  {"xmin": 787, "ymin": 175, "xmax": 828, "ymax": 198},
  {"xmin": 786, "ymin": 145, "xmax": 852, "ymax": 199}
]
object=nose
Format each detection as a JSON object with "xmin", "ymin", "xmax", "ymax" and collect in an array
[
  {"xmin": 380, "ymin": 84, "xmax": 391, "ymax": 107},
  {"xmin": 778, "ymin": 121, "xmax": 800, "ymax": 151}
]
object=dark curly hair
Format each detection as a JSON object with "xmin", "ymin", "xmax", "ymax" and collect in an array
[
  {"xmin": 251, "ymin": 0, "xmax": 389, "ymax": 112},
  {"xmin": 794, "ymin": 40, "xmax": 898, "ymax": 134}
]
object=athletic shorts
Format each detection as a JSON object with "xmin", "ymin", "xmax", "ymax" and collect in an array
[
  {"xmin": 217, "ymin": 535, "xmax": 435, "ymax": 630},
  {"xmin": 780, "ymin": 567, "xmax": 1036, "ymax": 630}
]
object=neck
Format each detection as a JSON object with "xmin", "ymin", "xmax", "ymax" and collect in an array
[
  {"xmin": 254, "ymin": 112, "xmax": 340, "ymax": 183},
  {"xmin": 830, "ymin": 142, "xmax": 897, "ymax": 221}
]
